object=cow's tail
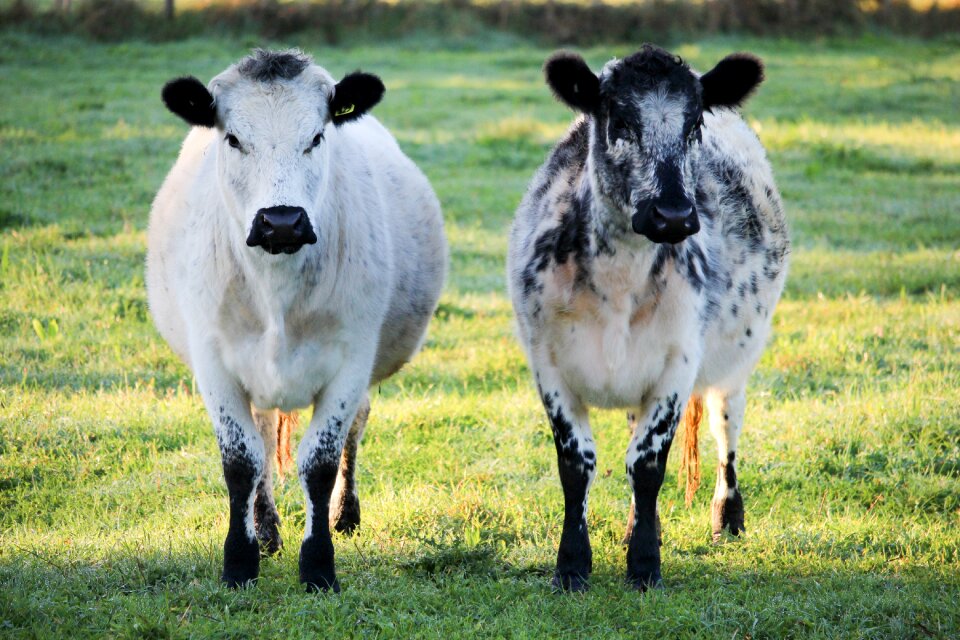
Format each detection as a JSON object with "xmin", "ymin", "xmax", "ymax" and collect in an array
[
  {"xmin": 678, "ymin": 395, "xmax": 704, "ymax": 507},
  {"xmin": 275, "ymin": 412, "xmax": 297, "ymax": 481}
]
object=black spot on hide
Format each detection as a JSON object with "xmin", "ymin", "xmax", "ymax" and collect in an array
[
  {"xmin": 763, "ymin": 243, "xmax": 788, "ymax": 281},
  {"xmin": 522, "ymin": 185, "xmax": 594, "ymax": 297},
  {"xmin": 633, "ymin": 393, "xmax": 680, "ymax": 461},
  {"xmin": 650, "ymin": 241, "xmax": 714, "ymax": 294},
  {"xmin": 531, "ymin": 121, "xmax": 589, "ymax": 205},
  {"xmin": 723, "ymin": 451, "xmax": 738, "ymax": 487},
  {"xmin": 541, "ymin": 388, "xmax": 592, "ymax": 469},
  {"xmin": 712, "ymin": 450, "xmax": 744, "ymax": 539}
]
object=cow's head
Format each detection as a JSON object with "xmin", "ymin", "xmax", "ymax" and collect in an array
[
  {"xmin": 161, "ymin": 49, "xmax": 384, "ymax": 256},
  {"xmin": 545, "ymin": 45, "xmax": 763, "ymax": 244}
]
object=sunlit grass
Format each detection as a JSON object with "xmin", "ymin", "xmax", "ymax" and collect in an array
[
  {"xmin": 1, "ymin": 31, "xmax": 958, "ymax": 638},
  {"xmin": 757, "ymin": 119, "xmax": 960, "ymax": 163}
]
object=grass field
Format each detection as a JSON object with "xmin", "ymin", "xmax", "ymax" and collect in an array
[{"xmin": 1, "ymin": 30, "xmax": 959, "ymax": 638}]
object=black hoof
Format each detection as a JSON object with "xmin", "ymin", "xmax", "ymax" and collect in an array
[
  {"xmin": 222, "ymin": 534, "xmax": 260, "ymax": 588},
  {"xmin": 299, "ymin": 535, "xmax": 338, "ymax": 594},
  {"xmin": 330, "ymin": 495, "xmax": 361, "ymax": 536},
  {"xmin": 711, "ymin": 491, "xmax": 745, "ymax": 542},
  {"xmin": 222, "ymin": 572, "xmax": 258, "ymax": 588},
  {"xmin": 222, "ymin": 555, "xmax": 259, "ymax": 588},
  {"xmin": 256, "ymin": 512, "xmax": 283, "ymax": 555},
  {"xmin": 303, "ymin": 576, "xmax": 341, "ymax": 594},
  {"xmin": 627, "ymin": 572, "xmax": 664, "ymax": 592},
  {"xmin": 552, "ymin": 571, "xmax": 590, "ymax": 593}
]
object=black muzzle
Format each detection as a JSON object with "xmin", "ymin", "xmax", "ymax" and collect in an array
[
  {"xmin": 632, "ymin": 200, "xmax": 700, "ymax": 244},
  {"xmin": 246, "ymin": 206, "xmax": 318, "ymax": 255}
]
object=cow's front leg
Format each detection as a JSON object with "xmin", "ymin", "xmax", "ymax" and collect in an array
[
  {"xmin": 298, "ymin": 368, "xmax": 370, "ymax": 593},
  {"xmin": 534, "ymin": 365, "xmax": 596, "ymax": 593},
  {"xmin": 193, "ymin": 354, "xmax": 265, "ymax": 587},
  {"xmin": 622, "ymin": 412, "xmax": 661, "ymax": 546},
  {"xmin": 706, "ymin": 388, "xmax": 746, "ymax": 541},
  {"xmin": 625, "ymin": 391, "xmax": 688, "ymax": 590}
]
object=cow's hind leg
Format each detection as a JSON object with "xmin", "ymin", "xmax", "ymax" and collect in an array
[
  {"xmin": 252, "ymin": 408, "xmax": 283, "ymax": 555},
  {"xmin": 329, "ymin": 394, "xmax": 369, "ymax": 535},
  {"xmin": 706, "ymin": 387, "xmax": 746, "ymax": 541}
]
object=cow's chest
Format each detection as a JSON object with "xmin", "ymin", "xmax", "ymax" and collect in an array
[
  {"xmin": 216, "ymin": 295, "xmax": 346, "ymax": 412},
  {"xmin": 538, "ymin": 254, "xmax": 701, "ymax": 409}
]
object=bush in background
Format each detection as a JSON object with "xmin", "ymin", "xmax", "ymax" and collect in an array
[{"xmin": 1, "ymin": 0, "xmax": 958, "ymax": 43}]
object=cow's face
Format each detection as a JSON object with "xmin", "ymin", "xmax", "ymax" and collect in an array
[
  {"xmin": 161, "ymin": 50, "xmax": 384, "ymax": 256},
  {"xmin": 544, "ymin": 46, "xmax": 763, "ymax": 244}
]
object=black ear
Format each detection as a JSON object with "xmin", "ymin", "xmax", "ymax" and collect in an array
[
  {"xmin": 330, "ymin": 72, "xmax": 385, "ymax": 126},
  {"xmin": 700, "ymin": 53, "xmax": 764, "ymax": 111},
  {"xmin": 544, "ymin": 51, "xmax": 600, "ymax": 114},
  {"xmin": 161, "ymin": 76, "xmax": 216, "ymax": 127}
]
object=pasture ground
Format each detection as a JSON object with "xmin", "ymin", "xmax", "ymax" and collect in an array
[{"xmin": 0, "ymin": 32, "xmax": 958, "ymax": 638}]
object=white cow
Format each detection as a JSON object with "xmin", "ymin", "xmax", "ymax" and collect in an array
[{"xmin": 147, "ymin": 49, "xmax": 447, "ymax": 592}]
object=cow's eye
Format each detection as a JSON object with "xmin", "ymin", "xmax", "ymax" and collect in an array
[
  {"xmin": 610, "ymin": 116, "xmax": 632, "ymax": 141},
  {"xmin": 305, "ymin": 132, "xmax": 324, "ymax": 154},
  {"xmin": 225, "ymin": 133, "xmax": 242, "ymax": 150},
  {"xmin": 688, "ymin": 115, "xmax": 704, "ymax": 145}
]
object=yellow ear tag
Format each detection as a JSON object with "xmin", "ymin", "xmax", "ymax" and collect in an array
[{"xmin": 334, "ymin": 104, "xmax": 355, "ymax": 117}]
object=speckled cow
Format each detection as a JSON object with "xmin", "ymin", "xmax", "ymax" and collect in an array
[
  {"xmin": 147, "ymin": 50, "xmax": 447, "ymax": 591},
  {"xmin": 507, "ymin": 45, "xmax": 789, "ymax": 591}
]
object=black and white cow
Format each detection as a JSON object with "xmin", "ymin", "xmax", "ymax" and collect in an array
[
  {"xmin": 147, "ymin": 50, "xmax": 447, "ymax": 591},
  {"xmin": 507, "ymin": 45, "xmax": 789, "ymax": 591}
]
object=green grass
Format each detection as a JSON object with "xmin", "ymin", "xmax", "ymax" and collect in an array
[{"xmin": 1, "ymin": 31, "xmax": 959, "ymax": 638}]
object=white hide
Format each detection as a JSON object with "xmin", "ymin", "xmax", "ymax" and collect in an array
[{"xmin": 147, "ymin": 63, "xmax": 446, "ymax": 424}]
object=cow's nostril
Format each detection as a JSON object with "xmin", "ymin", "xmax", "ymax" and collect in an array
[{"xmin": 260, "ymin": 214, "xmax": 275, "ymax": 234}]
